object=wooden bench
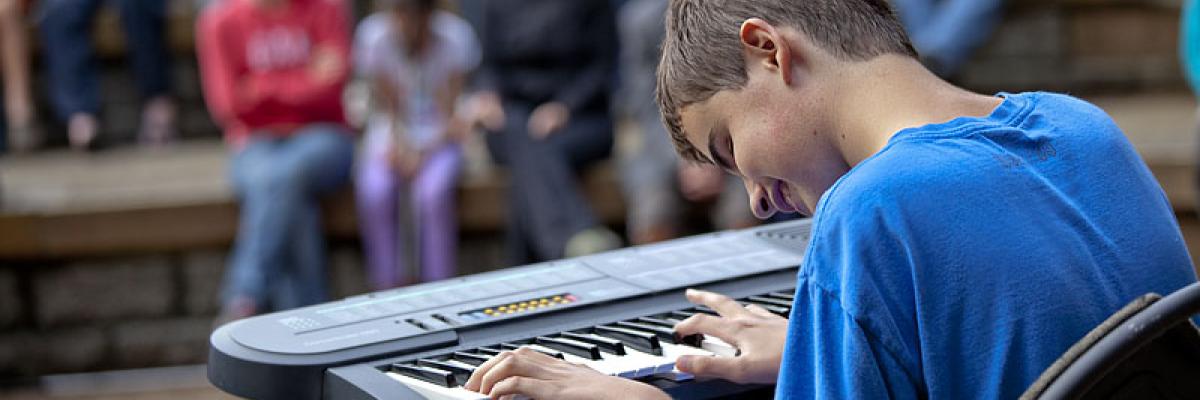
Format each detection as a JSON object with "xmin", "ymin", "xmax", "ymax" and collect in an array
[{"xmin": 0, "ymin": 135, "xmax": 626, "ymax": 260}]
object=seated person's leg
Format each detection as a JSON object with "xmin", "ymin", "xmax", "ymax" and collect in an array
[
  {"xmin": 484, "ymin": 102, "xmax": 537, "ymax": 264},
  {"xmin": 220, "ymin": 138, "xmax": 286, "ymax": 318},
  {"xmin": 620, "ymin": 113, "xmax": 685, "ymax": 244},
  {"xmin": 272, "ymin": 124, "xmax": 354, "ymax": 308},
  {"xmin": 546, "ymin": 110, "xmax": 621, "ymax": 257},
  {"xmin": 499, "ymin": 104, "xmax": 616, "ymax": 260},
  {"xmin": 115, "ymin": 0, "xmax": 176, "ymax": 145},
  {"xmin": 277, "ymin": 123, "xmax": 355, "ymax": 195},
  {"xmin": 546, "ymin": 110, "xmax": 615, "ymax": 171},
  {"xmin": 412, "ymin": 144, "xmax": 463, "ymax": 282},
  {"xmin": 39, "ymin": 0, "xmax": 103, "ymax": 149},
  {"xmin": 275, "ymin": 190, "xmax": 325, "ymax": 310},
  {"xmin": 622, "ymin": 154, "xmax": 681, "ymax": 245},
  {"xmin": 0, "ymin": 0, "xmax": 41, "ymax": 152},
  {"xmin": 356, "ymin": 145, "xmax": 404, "ymax": 290}
]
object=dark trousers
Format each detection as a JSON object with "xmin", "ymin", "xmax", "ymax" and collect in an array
[
  {"xmin": 0, "ymin": 99, "xmax": 6, "ymax": 153},
  {"xmin": 39, "ymin": 0, "xmax": 170, "ymax": 121},
  {"xmin": 486, "ymin": 100, "xmax": 614, "ymax": 264}
]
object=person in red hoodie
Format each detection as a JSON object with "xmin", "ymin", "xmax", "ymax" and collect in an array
[{"xmin": 197, "ymin": 0, "xmax": 353, "ymax": 324}]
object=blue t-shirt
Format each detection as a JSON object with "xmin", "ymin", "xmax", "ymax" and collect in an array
[{"xmin": 775, "ymin": 92, "xmax": 1198, "ymax": 399}]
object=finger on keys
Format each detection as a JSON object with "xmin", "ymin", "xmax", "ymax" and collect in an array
[
  {"xmin": 491, "ymin": 376, "xmax": 552, "ymax": 400},
  {"xmin": 675, "ymin": 353, "xmax": 743, "ymax": 381},
  {"xmin": 743, "ymin": 303, "xmax": 776, "ymax": 319},
  {"xmin": 673, "ymin": 313, "xmax": 739, "ymax": 347},
  {"xmin": 685, "ymin": 289, "xmax": 747, "ymax": 317},
  {"xmin": 464, "ymin": 350, "xmax": 511, "ymax": 392},
  {"xmin": 477, "ymin": 348, "xmax": 551, "ymax": 395}
]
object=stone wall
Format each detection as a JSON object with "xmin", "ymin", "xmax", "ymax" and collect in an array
[{"xmin": 0, "ymin": 236, "xmax": 506, "ymax": 381}]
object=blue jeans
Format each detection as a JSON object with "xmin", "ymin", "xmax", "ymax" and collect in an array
[
  {"xmin": 38, "ymin": 0, "xmax": 170, "ymax": 120},
  {"xmin": 221, "ymin": 125, "xmax": 353, "ymax": 311}
]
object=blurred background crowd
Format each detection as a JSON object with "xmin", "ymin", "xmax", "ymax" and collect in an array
[{"xmin": 1, "ymin": 0, "xmax": 1199, "ymax": 398}]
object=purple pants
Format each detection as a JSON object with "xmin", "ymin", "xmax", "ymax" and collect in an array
[{"xmin": 356, "ymin": 144, "xmax": 462, "ymax": 289}]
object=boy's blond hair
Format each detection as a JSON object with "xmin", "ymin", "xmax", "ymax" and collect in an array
[{"xmin": 656, "ymin": 0, "xmax": 917, "ymax": 163}]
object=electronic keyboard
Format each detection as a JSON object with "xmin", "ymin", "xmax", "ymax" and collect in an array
[{"xmin": 208, "ymin": 219, "xmax": 812, "ymax": 399}]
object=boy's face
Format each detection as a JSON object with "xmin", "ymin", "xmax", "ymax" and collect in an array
[{"xmin": 678, "ymin": 69, "xmax": 849, "ymax": 220}]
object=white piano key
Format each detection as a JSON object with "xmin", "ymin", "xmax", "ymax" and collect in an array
[
  {"xmin": 388, "ymin": 313, "xmax": 748, "ymax": 398},
  {"xmin": 386, "ymin": 372, "xmax": 488, "ymax": 400},
  {"xmin": 569, "ymin": 332, "xmax": 660, "ymax": 377},
  {"xmin": 700, "ymin": 336, "xmax": 739, "ymax": 357},
  {"xmin": 523, "ymin": 344, "xmax": 629, "ymax": 376},
  {"xmin": 617, "ymin": 346, "xmax": 680, "ymax": 378},
  {"xmin": 387, "ymin": 371, "xmax": 534, "ymax": 400}
]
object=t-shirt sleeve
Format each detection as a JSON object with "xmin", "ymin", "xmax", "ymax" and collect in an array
[
  {"xmin": 776, "ymin": 279, "xmax": 922, "ymax": 400},
  {"xmin": 440, "ymin": 13, "xmax": 482, "ymax": 74},
  {"xmin": 777, "ymin": 185, "xmax": 925, "ymax": 399},
  {"xmin": 353, "ymin": 14, "xmax": 390, "ymax": 78}
]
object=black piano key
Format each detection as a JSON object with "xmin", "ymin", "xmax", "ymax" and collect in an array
[
  {"xmin": 500, "ymin": 342, "xmax": 566, "ymax": 359},
  {"xmin": 391, "ymin": 363, "xmax": 457, "ymax": 388},
  {"xmin": 416, "ymin": 359, "xmax": 473, "ymax": 384},
  {"xmin": 418, "ymin": 358, "xmax": 475, "ymax": 375},
  {"xmin": 451, "ymin": 351, "xmax": 491, "ymax": 366},
  {"xmin": 653, "ymin": 313, "xmax": 686, "ymax": 325},
  {"xmin": 668, "ymin": 310, "xmax": 699, "ymax": 320},
  {"xmin": 767, "ymin": 292, "xmax": 795, "ymax": 302},
  {"xmin": 535, "ymin": 336, "xmax": 603, "ymax": 360},
  {"xmin": 747, "ymin": 295, "xmax": 794, "ymax": 309},
  {"xmin": 738, "ymin": 300, "xmax": 790, "ymax": 316},
  {"xmin": 475, "ymin": 347, "xmax": 503, "ymax": 356},
  {"xmin": 636, "ymin": 316, "xmax": 677, "ymax": 328},
  {"xmin": 561, "ymin": 331, "xmax": 626, "ymax": 355},
  {"xmin": 593, "ymin": 325, "xmax": 663, "ymax": 356},
  {"xmin": 614, "ymin": 321, "xmax": 703, "ymax": 347}
]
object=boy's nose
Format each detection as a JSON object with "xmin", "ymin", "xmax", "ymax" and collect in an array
[{"xmin": 746, "ymin": 181, "xmax": 777, "ymax": 220}]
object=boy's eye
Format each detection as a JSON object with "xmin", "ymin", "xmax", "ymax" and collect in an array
[
  {"xmin": 725, "ymin": 136, "xmax": 735, "ymax": 163},
  {"xmin": 721, "ymin": 134, "xmax": 737, "ymax": 172}
]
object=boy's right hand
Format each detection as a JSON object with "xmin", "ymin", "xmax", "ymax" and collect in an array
[{"xmin": 673, "ymin": 289, "xmax": 789, "ymax": 384}]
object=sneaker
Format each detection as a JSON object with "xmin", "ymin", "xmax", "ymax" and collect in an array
[
  {"xmin": 139, "ymin": 96, "xmax": 177, "ymax": 147},
  {"xmin": 67, "ymin": 113, "xmax": 99, "ymax": 151},
  {"xmin": 564, "ymin": 226, "xmax": 623, "ymax": 258}
]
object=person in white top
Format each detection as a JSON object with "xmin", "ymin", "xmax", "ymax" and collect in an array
[{"xmin": 353, "ymin": 0, "xmax": 480, "ymax": 289}]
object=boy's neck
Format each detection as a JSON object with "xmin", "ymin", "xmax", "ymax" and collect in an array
[{"xmin": 825, "ymin": 55, "xmax": 1003, "ymax": 167}]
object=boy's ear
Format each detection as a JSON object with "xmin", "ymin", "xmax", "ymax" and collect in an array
[{"xmin": 739, "ymin": 18, "xmax": 793, "ymax": 85}]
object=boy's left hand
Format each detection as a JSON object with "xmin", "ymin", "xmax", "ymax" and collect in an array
[
  {"xmin": 673, "ymin": 289, "xmax": 789, "ymax": 384},
  {"xmin": 463, "ymin": 347, "xmax": 670, "ymax": 400}
]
